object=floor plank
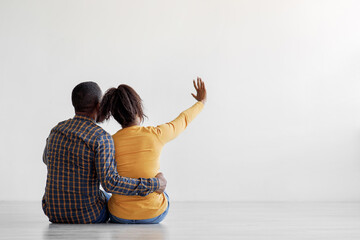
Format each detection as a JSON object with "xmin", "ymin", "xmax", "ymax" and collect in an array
[{"xmin": 0, "ymin": 202, "xmax": 359, "ymax": 239}]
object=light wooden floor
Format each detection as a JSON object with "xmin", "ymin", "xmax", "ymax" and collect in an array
[{"xmin": 0, "ymin": 201, "xmax": 359, "ymax": 239}]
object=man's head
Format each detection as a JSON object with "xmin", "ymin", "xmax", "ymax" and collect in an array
[{"xmin": 71, "ymin": 81, "xmax": 102, "ymax": 115}]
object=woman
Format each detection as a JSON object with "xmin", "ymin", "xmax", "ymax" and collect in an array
[{"xmin": 98, "ymin": 77, "xmax": 207, "ymax": 224}]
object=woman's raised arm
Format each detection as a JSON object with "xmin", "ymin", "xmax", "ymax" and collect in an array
[{"xmin": 155, "ymin": 77, "xmax": 207, "ymax": 144}]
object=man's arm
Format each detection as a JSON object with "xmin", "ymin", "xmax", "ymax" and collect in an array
[
  {"xmin": 95, "ymin": 133, "xmax": 165, "ymax": 196},
  {"xmin": 43, "ymin": 137, "xmax": 49, "ymax": 165},
  {"xmin": 154, "ymin": 172, "xmax": 167, "ymax": 193}
]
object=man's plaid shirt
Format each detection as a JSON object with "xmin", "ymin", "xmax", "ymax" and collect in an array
[{"xmin": 42, "ymin": 115, "xmax": 159, "ymax": 223}]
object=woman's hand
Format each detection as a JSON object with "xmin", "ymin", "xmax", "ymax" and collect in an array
[{"xmin": 191, "ymin": 77, "xmax": 207, "ymax": 104}]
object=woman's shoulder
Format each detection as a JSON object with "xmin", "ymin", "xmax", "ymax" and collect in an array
[
  {"xmin": 112, "ymin": 126, "xmax": 160, "ymax": 136},
  {"xmin": 143, "ymin": 126, "xmax": 161, "ymax": 134}
]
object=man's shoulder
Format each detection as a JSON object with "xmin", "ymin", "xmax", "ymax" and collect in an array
[
  {"xmin": 50, "ymin": 118, "xmax": 71, "ymax": 132},
  {"xmin": 51, "ymin": 117, "xmax": 110, "ymax": 140}
]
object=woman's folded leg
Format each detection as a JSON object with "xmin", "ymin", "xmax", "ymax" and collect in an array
[{"xmin": 109, "ymin": 192, "xmax": 170, "ymax": 224}]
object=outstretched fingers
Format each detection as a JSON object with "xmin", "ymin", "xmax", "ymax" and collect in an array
[
  {"xmin": 191, "ymin": 77, "xmax": 206, "ymax": 103},
  {"xmin": 193, "ymin": 79, "xmax": 198, "ymax": 91}
]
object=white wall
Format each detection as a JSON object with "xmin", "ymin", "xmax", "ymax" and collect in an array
[{"xmin": 1, "ymin": 0, "xmax": 360, "ymax": 201}]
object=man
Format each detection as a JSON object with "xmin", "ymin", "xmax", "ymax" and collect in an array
[{"xmin": 42, "ymin": 81, "xmax": 167, "ymax": 223}]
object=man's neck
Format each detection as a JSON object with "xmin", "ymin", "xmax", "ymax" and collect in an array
[{"xmin": 75, "ymin": 111, "xmax": 96, "ymax": 121}]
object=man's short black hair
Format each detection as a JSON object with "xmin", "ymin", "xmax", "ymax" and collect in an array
[{"xmin": 71, "ymin": 81, "xmax": 102, "ymax": 113}]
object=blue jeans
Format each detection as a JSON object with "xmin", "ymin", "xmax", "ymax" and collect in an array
[
  {"xmin": 109, "ymin": 192, "xmax": 170, "ymax": 224},
  {"xmin": 93, "ymin": 190, "xmax": 112, "ymax": 223}
]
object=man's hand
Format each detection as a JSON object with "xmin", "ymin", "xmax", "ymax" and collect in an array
[
  {"xmin": 191, "ymin": 77, "xmax": 207, "ymax": 104},
  {"xmin": 155, "ymin": 172, "xmax": 167, "ymax": 193}
]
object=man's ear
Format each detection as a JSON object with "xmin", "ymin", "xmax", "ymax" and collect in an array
[{"xmin": 95, "ymin": 103, "xmax": 101, "ymax": 123}]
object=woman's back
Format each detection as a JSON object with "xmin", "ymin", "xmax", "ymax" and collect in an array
[
  {"xmin": 108, "ymin": 126, "xmax": 168, "ymax": 220},
  {"xmin": 113, "ymin": 126, "xmax": 162, "ymax": 178}
]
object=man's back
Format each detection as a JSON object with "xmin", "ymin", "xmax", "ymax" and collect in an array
[{"xmin": 43, "ymin": 115, "xmax": 110, "ymax": 223}]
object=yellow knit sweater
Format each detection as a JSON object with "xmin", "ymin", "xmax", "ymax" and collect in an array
[{"xmin": 108, "ymin": 101, "xmax": 204, "ymax": 219}]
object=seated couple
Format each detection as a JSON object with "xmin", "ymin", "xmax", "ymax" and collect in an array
[{"xmin": 42, "ymin": 78, "xmax": 207, "ymax": 223}]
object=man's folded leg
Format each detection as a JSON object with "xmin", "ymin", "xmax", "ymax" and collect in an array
[{"xmin": 93, "ymin": 190, "xmax": 112, "ymax": 223}]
